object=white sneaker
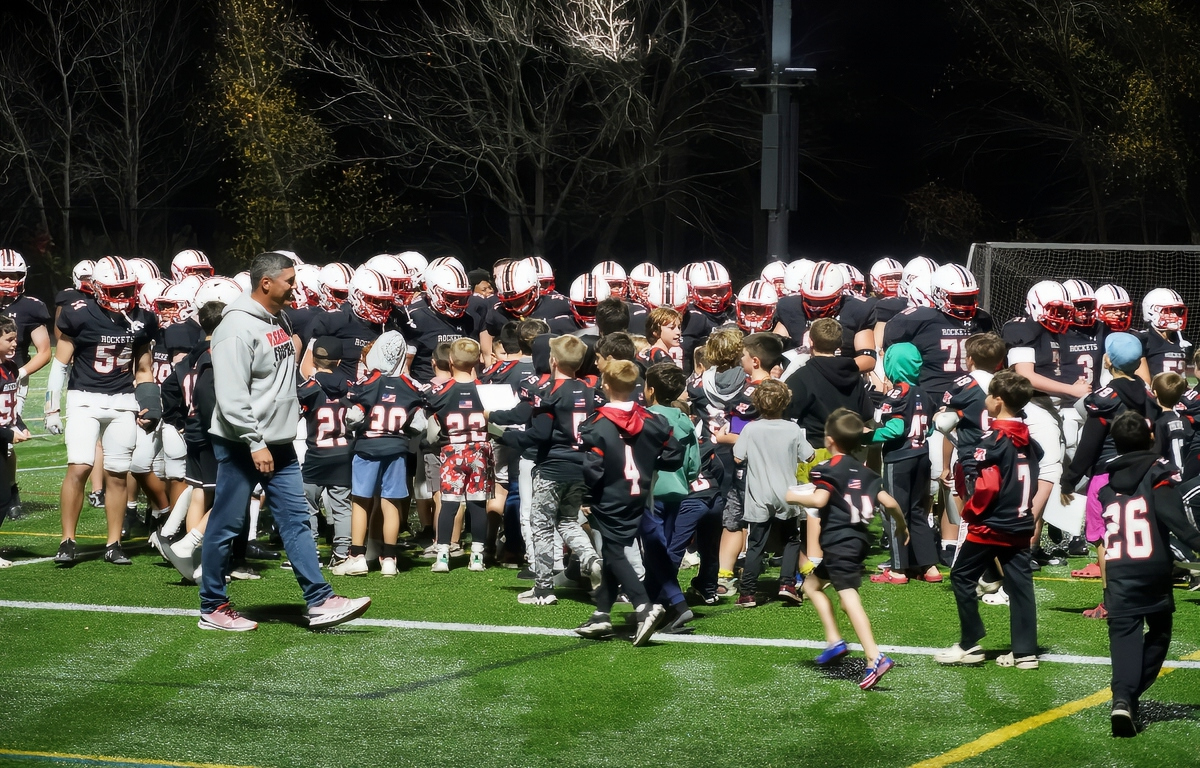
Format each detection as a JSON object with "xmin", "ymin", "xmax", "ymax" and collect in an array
[
  {"xmin": 380, "ymin": 557, "xmax": 398, "ymax": 577},
  {"xmin": 679, "ymin": 550, "xmax": 701, "ymax": 569},
  {"xmin": 982, "ymin": 587, "xmax": 1010, "ymax": 606},
  {"xmin": 934, "ymin": 643, "xmax": 986, "ymax": 665},
  {"xmin": 229, "ymin": 564, "xmax": 261, "ymax": 581},
  {"xmin": 331, "ymin": 554, "xmax": 368, "ymax": 576},
  {"xmin": 0, "ymin": 556, "xmax": 11, "ymax": 568},
  {"xmin": 431, "ymin": 550, "xmax": 450, "ymax": 573},
  {"xmin": 468, "ymin": 551, "xmax": 485, "ymax": 572},
  {"xmin": 517, "ymin": 588, "xmax": 557, "ymax": 605},
  {"xmin": 976, "ymin": 578, "xmax": 1003, "ymax": 597},
  {"xmin": 307, "ymin": 594, "xmax": 371, "ymax": 629},
  {"xmin": 421, "ymin": 543, "xmax": 439, "ymax": 559}
]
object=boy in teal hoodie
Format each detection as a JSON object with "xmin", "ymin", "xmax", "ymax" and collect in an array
[
  {"xmin": 870, "ymin": 342, "xmax": 941, "ymax": 585},
  {"xmin": 642, "ymin": 362, "xmax": 704, "ymax": 633}
]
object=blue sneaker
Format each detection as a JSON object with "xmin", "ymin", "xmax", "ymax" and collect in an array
[
  {"xmin": 860, "ymin": 654, "xmax": 894, "ymax": 690},
  {"xmin": 815, "ymin": 640, "xmax": 849, "ymax": 665}
]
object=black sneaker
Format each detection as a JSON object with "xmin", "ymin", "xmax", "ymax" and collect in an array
[
  {"xmin": 280, "ymin": 560, "xmax": 294, "ymax": 570},
  {"xmin": 6, "ymin": 502, "xmax": 26, "ymax": 521},
  {"xmin": 1030, "ymin": 558, "xmax": 1041, "ymax": 572},
  {"xmin": 121, "ymin": 507, "xmax": 140, "ymax": 540},
  {"xmin": 1032, "ymin": 547, "xmax": 1063, "ymax": 566},
  {"xmin": 517, "ymin": 566, "xmax": 535, "ymax": 580},
  {"xmin": 1111, "ymin": 699, "xmax": 1137, "ymax": 738},
  {"xmin": 632, "ymin": 604, "xmax": 667, "ymax": 647},
  {"xmin": 244, "ymin": 541, "xmax": 281, "ymax": 560},
  {"xmin": 1067, "ymin": 536, "xmax": 1089, "ymax": 557},
  {"xmin": 660, "ymin": 605, "xmax": 696, "ymax": 635},
  {"xmin": 54, "ymin": 539, "xmax": 77, "ymax": 565},
  {"xmin": 688, "ymin": 578, "xmax": 719, "ymax": 605},
  {"xmin": 88, "ymin": 490, "xmax": 105, "ymax": 509},
  {"xmin": 104, "ymin": 543, "xmax": 132, "ymax": 565}
]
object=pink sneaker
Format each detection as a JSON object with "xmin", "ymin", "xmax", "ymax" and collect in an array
[
  {"xmin": 306, "ymin": 594, "xmax": 371, "ymax": 629},
  {"xmin": 198, "ymin": 603, "xmax": 258, "ymax": 632}
]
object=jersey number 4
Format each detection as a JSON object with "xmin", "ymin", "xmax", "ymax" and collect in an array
[{"xmin": 1102, "ymin": 497, "xmax": 1154, "ymax": 560}]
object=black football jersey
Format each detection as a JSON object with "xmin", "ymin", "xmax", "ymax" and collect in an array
[
  {"xmin": 162, "ymin": 341, "xmax": 214, "ymax": 447},
  {"xmin": 969, "ymin": 425, "xmax": 1041, "ymax": 535},
  {"xmin": 298, "ymin": 371, "xmax": 355, "ymax": 486},
  {"xmin": 626, "ymin": 301, "xmax": 649, "ymax": 337},
  {"xmin": 56, "ymin": 299, "xmax": 157, "ymax": 394},
  {"xmin": 1, "ymin": 295, "xmax": 50, "ymax": 367},
  {"xmin": 681, "ymin": 305, "xmax": 733, "ymax": 373},
  {"xmin": 149, "ymin": 326, "xmax": 174, "ymax": 385},
  {"xmin": 503, "ymin": 377, "xmax": 596, "ymax": 482},
  {"xmin": 944, "ymin": 373, "xmax": 992, "ymax": 473},
  {"xmin": 0, "ymin": 360, "xmax": 23, "ymax": 428},
  {"xmin": 430, "ymin": 380, "xmax": 489, "ymax": 447},
  {"xmin": 466, "ymin": 294, "xmax": 491, "ymax": 334},
  {"xmin": 401, "ymin": 298, "xmax": 477, "ymax": 383},
  {"xmin": 875, "ymin": 381, "xmax": 931, "ymax": 462},
  {"xmin": 810, "ymin": 453, "xmax": 883, "ymax": 550},
  {"xmin": 1153, "ymin": 410, "xmax": 1192, "ymax": 470},
  {"xmin": 163, "ymin": 317, "xmax": 205, "ymax": 357},
  {"xmin": 774, "ymin": 295, "xmax": 807, "ymax": 344},
  {"xmin": 836, "ymin": 295, "xmax": 878, "ymax": 357},
  {"xmin": 285, "ymin": 306, "xmax": 321, "ymax": 352},
  {"xmin": 1081, "ymin": 380, "xmax": 1161, "ymax": 473},
  {"xmin": 1138, "ymin": 328, "xmax": 1190, "ymax": 377},
  {"xmin": 581, "ymin": 405, "xmax": 682, "ymax": 525},
  {"xmin": 635, "ymin": 345, "xmax": 682, "ymax": 373},
  {"xmin": 1175, "ymin": 387, "xmax": 1200, "ymax": 475},
  {"xmin": 310, "ymin": 303, "xmax": 395, "ymax": 382},
  {"xmin": 480, "ymin": 358, "xmax": 536, "ymax": 388},
  {"xmin": 1002, "ymin": 316, "xmax": 1072, "ymax": 383},
  {"xmin": 882, "ymin": 306, "xmax": 993, "ymax": 402},
  {"xmin": 55, "ymin": 288, "xmax": 87, "ymax": 308},
  {"xmin": 347, "ymin": 371, "xmax": 427, "ymax": 458},
  {"xmin": 547, "ymin": 313, "xmax": 585, "ymax": 336},
  {"xmin": 872, "ymin": 296, "xmax": 908, "ymax": 325},
  {"xmin": 1059, "ymin": 326, "xmax": 1104, "ymax": 391}
]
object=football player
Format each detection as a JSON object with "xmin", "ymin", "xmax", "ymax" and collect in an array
[
  {"xmin": 681, "ymin": 260, "xmax": 734, "ymax": 369},
  {"xmin": 774, "ymin": 262, "xmax": 878, "ymax": 373},
  {"xmin": 479, "ymin": 260, "xmax": 571, "ymax": 361},
  {"xmin": 1136, "ymin": 288, "xmax": 1190, "ymax": 380},
  {"xmin": 170, "ymin": 249, "xmax": 215, "ymax": 282},
  {"xmin": 401, "ymin": 262, "xmax": 478, "ymax": 382},
  {"xmin": 627, "ymin": 262, "xmax": 661, "ymax": 306},
  {"xmin": 0, "ymin": 250, "xmax": 52, "ymax": 415},
  {"xmin": 734, "ymin": 280, "xmax": 779, "ymax": 335},
  {"xmin": 304, "ymin": 267, "xmax": 398, "ymax": 381},
  {"xmin": 317, "ymin": 262, "xmax": 355, "ymax": 312}
]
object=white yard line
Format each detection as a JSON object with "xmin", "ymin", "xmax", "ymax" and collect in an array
[
  {"xmin": 16, "ymin": 463, "xmax": 66, "ymax": 472},
  {"xmin": 1, "ymin": 599, "xmax": 1197, "ymax": 669}
]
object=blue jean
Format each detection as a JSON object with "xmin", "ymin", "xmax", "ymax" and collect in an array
[
  {"xmin": 201, "ymin": 438, "xmax": 334, "ymax": 613},
  {"xmin": 658, "ymin": 496, "xmax": 724, "ymax": 598},
  {"xmin": 639, "ymin": 504, "xmax": 685, "ymax": 609}
]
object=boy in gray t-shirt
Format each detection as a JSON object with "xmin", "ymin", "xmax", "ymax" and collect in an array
[{"xmin": 733, "ymin": 378, "xmax": 815, "ymax": 606}]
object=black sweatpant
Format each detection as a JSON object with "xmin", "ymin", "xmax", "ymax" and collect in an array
[
  {"xmin": 740, "ymin": 517, "xmax": 802, "ymax": 595},
  {"xmin": 1108, "ymin": 611, "xmax": 1173, "ymax": 704},
  {"xmin": 950, "ymin": 540, "xmax": 1037, "ymax": 656},
  {"xmin": 591, "ymin": 511, "xmax": 650, "ymax": 613},
  {"xmin": 436, "ymin": 500, "xmax": 487, "ymax": 546},
  {"xmin": 883, "ymin": 456, "xmax": 937, "ymax": 571}
]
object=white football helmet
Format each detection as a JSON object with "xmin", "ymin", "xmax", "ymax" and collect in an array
[
  {"xmin": 689, "ymin": 260, "xmax": 732, "ymax": 313},
  {"xmin": 0, "ymin": 249, "xmax": 27, "ymax": 299},
  {"xmin": 156, "ymin": 275, "xmax": 203, "ymax": 325},
  {"xmin": 841, "ymin": 263, "xmax": 866, "ymax": 297},
  {"xmin": 195, "ymin": 276, "xmax": 243, "ymax": 309},
  {"xmin": 424, "ymin": 262, "xmax": 472, "ymax": 318},
  {"xmin": 233, "ymin": 271, "xmax": 252, "ymax": 293},
  {"xmin": 1025, "ymin": 280, "xmax": 1073, "ymax": 334},
  {"xmin": 647, "ymin": 271, "xmax": 690, "ymax": 313},
  {"xmin": 349, "ymin": 267, "xmax": 394, "ymax": 325},
  {"xmin": 735, "ymin": 280, "xmax": 779, "ymax": 333},
  {"xmin": 170, "ymin": 249, "xmax": 214, "ymax": 282},
  {"xmin": 869, "ymin": 257, "xmax": 903, "ymax": 298},
  {"xmin": 1143, "ymin": 287, "xmax": 1187, "ymax": 333},
  {"xmin": 363, "ymin": 330, "xmax": 409, "ymax": 377},
  {"xmin": 72, "ymin": 259, "xmax": 96, "ymax": 294},
  {"xmin": 91, "ymin": 256, "xmax": 139, "ymax": 313},
  {"xmin": 290, "ymin": 263, "xmax": 323, "ymax": 309},
  {"xmin": 568, "ymin": 273, "xmax": 611, "ymax": 326},
  {"xmin": 930, "ymin": 264, "xmax": 980, "ymax": 321},
  {"xmin": 801, "ymin": 262, "xmax": 848, "ymax": 319},
  {"xmin": 907, "ymin": 274, "xmax": 935, "ymax": 308},
  {"xmin": 365, "ymin": 254, "xmax": 416, "ymax": 308},
  {"xmin": 900, "ymin": 256, "xmax": 939, "ymax": 303},
  {"xmin": 427, "ymin": 255, "xmax": 465, "ymax": 278},
  {"xmin": 760, "ymin": 261, "xmax": 789, "ymax": 296},
  {"xmin": 495, "ymin": 259, "xmax": 541, "ymax": 317},
  {"xmin": 1061, "ymin": 279, "xmax": 1097, "ymax": 327},
  {"xmin": 527, "ymin": 256, "xmax": 556, "ymax": 293},
  {"xmin": 1095, "ymin": 284, "xmax": 1133, "ymax": 332},
  {"xmin": 139, "ymin": 277, "xmax": 171, "ymax": 313},
  {"xmin": 679, "ymin": 262, "xmax": 705, "ymax": 287},
  {"xmin": 396, "ymin": 251, "xmax": 429, "ymax": 286},
  {"xmin": 591, "ymin": 261, "xmax": 627, "ymax": 299},
  {"xmin": 127, "ymin": 257, "xmax": 161, "ymax": 285},
  {"xmin": 783, "ymin": 258, "xmax": 817, "ymax": 296},
  {"xmin": 318, "ymin": 262, "xmax": 355, "ymax": 310},
  {"xmin": 274, "ymin": 250, "xmax": 303, "ymax": 265},
  {"xmin": 628, "ymin": 262, "xmax": 661, "ymax": 305}
]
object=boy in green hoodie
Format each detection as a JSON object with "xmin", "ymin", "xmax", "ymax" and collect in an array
[{"xmin": 870, "ymin": 342, "xmax": 940, "ymax": 585}]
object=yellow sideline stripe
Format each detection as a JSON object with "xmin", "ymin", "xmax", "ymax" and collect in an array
[
  {"xmin": 0, "ymin": 748, "xmax": 263, "ymax": 768},
  {"xmin": 908, "ymin": 650, "xmax": 1200, "ymax": 768}
]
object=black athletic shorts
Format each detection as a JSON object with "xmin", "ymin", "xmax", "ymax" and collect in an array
[
  {"xmin": 814, "ymin": 539, "xmax": 868, "ymax": 592},
  {"xmin": 185, "ymin": 444, "xmax": 217, "ymax": 490}
]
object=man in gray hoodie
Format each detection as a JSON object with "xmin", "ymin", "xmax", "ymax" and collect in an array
[{"xmin": 199, "ymin": 251, "xmax": 371, "ymax": 632}]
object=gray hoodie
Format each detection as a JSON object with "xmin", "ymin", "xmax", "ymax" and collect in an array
[{"xmin": 209, "ymin": 293, "xmax": 299, "ymax": 452}]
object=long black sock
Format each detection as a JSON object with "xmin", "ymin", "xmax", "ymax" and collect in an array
[{"xmin": 437, "ymin": 501, "xmax": 461, "ymax": 546}]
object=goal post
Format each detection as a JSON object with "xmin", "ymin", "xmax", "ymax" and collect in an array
[{"xmin": 966, "ymin": 241, "xmax": 1200, "ymax": 325}]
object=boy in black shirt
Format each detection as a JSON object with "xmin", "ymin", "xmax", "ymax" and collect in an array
[
  {"xmin": 787, "ymin": 409, "xmax": 907, "ymax": 690},
  {"xmin": 576, "ymin": 360, "xmax": 684, "ymax": 646},
  {"xmin": 1150, "ymin": 372, "xmax": 1191, "ymax": 470},
  {"xmin": 1099, "ymin": 411, "xmax": 1200, "ymax": 736},
  {"xmin": 935, "ymin": 371, "xmax": 1042, "ymax": 670},
  {"xmin": 0, "ymin": 316, "xmax": 32, "ymax": 565}
]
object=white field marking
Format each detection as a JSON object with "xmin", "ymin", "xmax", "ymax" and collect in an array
[
  {"xmin": 7, "ymin": 556, "xmax": 56, "ymax": 567},
  {"xmin": 1, "ymin": 599, "xmax": 1199, "ymax": 669},
  {"xmin": 16, "ymin": 463, "xmax": 67, "ymax": 472}
]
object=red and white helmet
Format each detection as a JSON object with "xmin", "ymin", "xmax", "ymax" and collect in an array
[
  {"xmin": 127, "ymin": 257, "xmax": 161, "ymax": 285},
  {"xmin": 170, "ymin": 249, "xmax": 214, "ymax": 282},
  {"xmin": 72, "ymin": 260, "xmax": 96, "ymax": 294},
  {"xmin": 647, "ymin": 271, "xmax": 690, "ymax": 313},
  {"xmin": 900, "ymin": 256, "xmax": 939, "ymax": 303},
  {"xmin": 1095, "ymin": 284, "xmax": 1133, "ymax": 332},
  {"xmin": 689, "ymin": 260, "xmax": 732, "ymax": 313},
  {"xmin": 760, "ymin": 261, "xmax": 789, "ymax": 296},
  {"xmin": 930, "ymin": 264, "xmax": 979, "ymax": 321},
  {"xmin": 195, "ymin": 276, "xmax": 243, "ymax": 309},
  {"xmin": 139, "ymin": 277, "xmax": 171, "ymax": 313},
  {"xmin": 424, "ymin": 262, "xmax": 472, "ymax": 318},
  {"xmin": 679, "ymin": 262, "xmax": 704, "ymax": 286},
  {"xmin": 783, "ymin": 258, "xmax": 816, "ymax": 295},
  {"xmin": 1061, "ymin": 279, "xmax": 1097, "ymax": 327},
  {"xmin": 349, "ymin": 267, "xmax": 394, "ymax": 325},
  {"xmin": 627, "ymin": 262, "xmax": 660, "ymax": 305},
  {"xmin": 527, "ymin": 256, "xmax": 556, "ymax": 293},
  {"xmin": 233, "ymin": 271, "xmax": 252, "ymax": 293},
  {"xmin": 801, "ymin": 262, "xmax": 848, "ymax": 319},
  {"xmin": 427, "ymin": 255, "xmax": 465, "ymax": 277},
  {"xmin": 91, "ymin": 256, "xmax": 139, "ymax": 313},
  {"xmin": 396, "ymin": 251, "xmax": 429, "ymax": 287},
  {"xmin": 1025, "ymin": 280, "xmax": 1073, "ymax": 334},
  {"xmin": 735, "ymin": 280, "xmax": 779, "ymax": 333},
  {"xmin": 869, "ymin": 257, "xmax": 903, "ymax": 297},
  {"xmin": 155, "ymin": 275, "xmax": 203, "ymax": 325},
  {"xmin": 591, "ymin": 261, "xmax": 627, "ymax": 299},
  {"xmin": 1142, "ymin": 288, "xmax": 1187, "ymax": 333},
  {"xmin": 0, "ymin": 249, "xmax": 27, "ymax": 298},
  {"xmin": 840, "ymin": 263, "xmax": 866, "ymax": 297},
  {"xmin": 568, "ymin": 274, "xmax": 611, "ymax": 325},
  {"xmin": 364, "ymin": 254, "xmax": 415, "ymax": 308},
  {"xmin": 290, "ymin": 263, "xmax": 322, "ymax": 309},
  {"xmin": 318, "ymin": 262, "xmax": 354, "ymax": 310},
  {"xmin": 495, "ymin": 259, "xmax": 541, "ymax": 317},
  {"xmin": 275, "ymin": 250, "xmax": 302, "ymax": 265}
]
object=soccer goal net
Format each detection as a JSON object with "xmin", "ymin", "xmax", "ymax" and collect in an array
[{"xmin": 967, "ymin": 241, "xmax": 1200, "ymax": 325}]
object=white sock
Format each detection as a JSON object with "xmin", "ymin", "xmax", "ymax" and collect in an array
[
  {"xmin": 151, "ymin": 507, "xmax": 168, "ymax": 521},
  {"xmin": 809, "ymin": 557, "xmax": 823, "ymax": 566},
  {"xmin": 471, "ymin": 542, "xmax": 485, "ymax": 555},
  {"xmin": 248, "ymin": 497, "xmax": 262, "ymax": 540},
  {"xmin": 172, "ymin": 528, "xmax": 204, "ymax": 559},
  {"xmin": 437, "ymin": 544, "xmax": 449, "ymax": 557},
  {"xmin": 159, "ymin": 487, "xmax": 192, "ymax": 537},
  {"xmin": 941, "ymin": 539, "xmax": 956, "ymax": 549}
]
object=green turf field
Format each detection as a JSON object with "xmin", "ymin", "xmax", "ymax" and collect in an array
[{"xmin": 2, "ymin": 371, "xmax": 1199, "ymax": 768}]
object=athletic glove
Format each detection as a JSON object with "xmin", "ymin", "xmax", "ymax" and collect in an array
[{"xmin": 44, "ymin": 411, "xmax": 63, "ymax": 435}]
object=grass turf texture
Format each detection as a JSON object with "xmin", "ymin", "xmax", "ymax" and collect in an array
[{"xmin": 2, "ymin": 370, "xmax": 1199, "ymax": 767}]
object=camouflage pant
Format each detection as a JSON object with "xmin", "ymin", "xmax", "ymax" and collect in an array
[{"xmin": 530, "ymin": 475, "xmax": 598, "ymax": 592}]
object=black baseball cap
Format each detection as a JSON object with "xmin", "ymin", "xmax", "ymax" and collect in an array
[{"xmin": 313, "ymin": 336, "xmax": 343, "ymax": 361}]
